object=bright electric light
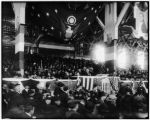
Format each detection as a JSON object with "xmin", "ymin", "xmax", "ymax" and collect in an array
[
  {"xmin": 137, "ymin": 51, "xmax": 145, "ymax": 69},
  {"xmin": 69, "ymin": 18, "xmax": 74, "ymax": 24},
  {"xmin": 117, "ymin": 48, "xmax": 127, "ymax": 69},
  {"xmin": 92, "ymin": 44, "xmax": 105, "ymax": 63},
  {"xmin": 46, "ymin": 12, "xmax": 49, "ymax": 16}
]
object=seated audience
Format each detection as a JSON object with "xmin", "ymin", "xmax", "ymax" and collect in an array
[{"xmin": 2, "ymin": 80, "xmax": 148, "ymax": 119}]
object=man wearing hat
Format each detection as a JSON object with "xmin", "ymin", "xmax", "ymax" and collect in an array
[
  {"xmin": 4, "ymin": 103, "xmax": 35, "ymax": 119},
  {"xmin": 8, "ymin": 83, "xmax": 25, "ymax": 109},
  {"xmin": 22, "ymin": 85, "xmax": 30, "ymax": 99},
  {"xmin": 3, "ymin": 83, "xmax": 25, "ymax": 118},
  {"xmin": 132, "ymin": 86, "xmax": 148, "ymax": 114},
  {"xmin": 66, "ymin": 100, "xmax": 83, "ymax": 118},
  {"xmin": 54, "ymin": 82, "xmax": 69, "ymax": 108},
  {"xmin": 43, "ymin": 96, "xmax": 66, "ymax": 119},
  {"xmin": 54, "ymin": 82, "xmax": 65, "ymax": 96},
  {"xmin": 59, "ymin": 86, "xmax": 69, "ymax": 108},
  {"xmin": 41, "ymin": 95, "xmax": 58, "ymax": 118}
]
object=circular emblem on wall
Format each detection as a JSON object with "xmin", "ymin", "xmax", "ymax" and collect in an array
[{"xmin": 67, "ymin": 16, "xmax": 76, "ymax": 25}]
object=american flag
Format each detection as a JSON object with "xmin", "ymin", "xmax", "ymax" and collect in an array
[
  {"xmin": 77, "ymin": 76, "xmax": 120, "ymax": 92},
  {"xmin": 77, "ymin": 77, "xmax": 95, "ymax": 90}
]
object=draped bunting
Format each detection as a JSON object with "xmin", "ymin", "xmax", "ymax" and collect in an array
[
  {"xmin": 77, "ymin": 76, "xmax": 120, "ymax": 93},
  {"xmin": 134, "ymin": 2, "xmax": 148, "ymax": 40},
  {"xmin": 2, "ymin": 76, "xmax": 148, "ymax": 94},
  {"xmin": 109, "ymin": 76, "xmax": 120, "ymax": 92}
]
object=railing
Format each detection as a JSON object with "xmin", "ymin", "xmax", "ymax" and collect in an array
[
  {"xmin": 2, "ymin": 76, "xmax": 148, "ymax": 94},
  {"xmin": 2, "ymin": 78, "xmax": 78, "ymax": 92},
  {"xmin": 2, "ymin": 75, "xmax": 120, "ymax": 94}
]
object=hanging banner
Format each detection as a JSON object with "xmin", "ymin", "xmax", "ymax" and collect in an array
[{"xmin": 134, "ymin": 2, "xmax": 148, "ymax": 40}]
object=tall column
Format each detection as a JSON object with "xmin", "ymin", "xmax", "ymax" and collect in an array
[
  {"xmin": 104, "ymin": 2, "xmax": 117, "ymax": 43},
  {"xmin": 104, "ymin": 3, "xmax": 130, "ymax": 73},
  {"xmin": 12, "ymin": 3, "xmax": 26, "ymax": 77},
  {"xmin": 104, "ymin": 3, "xmax": 117, "ymax": 73}
]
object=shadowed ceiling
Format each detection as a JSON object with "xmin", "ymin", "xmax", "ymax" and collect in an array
[{"xmin": 2, "ymin": 2, "xmax": 144, "ymax": 45}]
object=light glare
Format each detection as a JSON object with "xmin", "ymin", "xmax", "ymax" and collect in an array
[
  {"xmin": 137, "ymin": 51, "xmax": 145, "ymax": 69},
  {"xmin": 92, "ymin": 44, "xmax": 105, "ymax": 63},
  {"xmin": 117, "ymin": 48, "xmax": 127, "ymax": 69}
]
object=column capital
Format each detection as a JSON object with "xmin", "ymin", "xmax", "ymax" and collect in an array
[
  {"xmin": 12, "ymin": 3, "xmax": 26, "ymax": 14},
  {"xmin": 12, "ymin": 2, "xmax": 26, "ymax": 29}
]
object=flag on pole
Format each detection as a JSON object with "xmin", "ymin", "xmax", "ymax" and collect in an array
[{"xmin": 109, "ymin": 77, "xmax": 120, "ymax": 92}]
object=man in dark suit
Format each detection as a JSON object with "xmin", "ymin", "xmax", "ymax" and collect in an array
[
  {"xmin": 66, "ymin": 100, "xmax": 83, "ymax": 118},
  {"xmin": 2, "ymin": 84, "xmax": 9, "ymax": 115},
  {"xmin": 22, "ymin": 85, "xmax": 30, "ymax": 99},
  {"xmin": 59, "ymin": 86, "xmax": 69, "ymax": 108},
  {"xmin": 4, "ymin": 104, "xmax": 35, "ymax": 119},
  {"xmin": 41, "ymin": 96, "xmax": 58, "ymax": 118},
  {"xmin": 8, "ymin": 83, "xmax": 25, "ymax": 109},
  {"xmin": 4, "ymin": 105, "xmax": 25, "ymax": 119},
  {"xmin": 23, "ymin": 104, "xmax": 35, "ymax": 118},
  {"xmin": 52, "ymin": 96, "xmax": 67, "ymax": 118},
  {"xmin": 54, "ymin": 82, "xmax": 65, "ymax": 96}
]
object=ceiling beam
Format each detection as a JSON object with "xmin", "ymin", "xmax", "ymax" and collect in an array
[
  {"xmin": 116, "ymin": 3, "xmax": 130, "ymax": 27},
  {"xmin": 11, "ymin": 41, "xmax": 75, "ymax": 51},
  {"xmin": 96, "ymin": 16, "xmax": 105, "ymax": 30},
  {"xmin": 32, "ymin": 34, "xmax": 44, "ymax": 47},
  {"xmin": 39, "ymin": 44, "xmax": 74, "ymax": 51}
]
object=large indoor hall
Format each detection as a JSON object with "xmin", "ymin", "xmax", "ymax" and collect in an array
[{"xmin": 2, "ymin": 1, "xmax": 149, "ymax": 119}]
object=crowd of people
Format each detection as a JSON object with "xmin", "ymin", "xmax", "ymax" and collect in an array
[
  {"xmin": 2, "ymin": 79, "xmax": 148, "ymax": 119},
  {"xmin": 116, "ymin": 65, "xmax": 148, "ymax": 80},
  {"xmin": 23, "ymin": 53, "xmax": 97, "ymax": 79},
  {"xmin": 2, "ymin": 53, "xmax": 148, "ymax": 81}
]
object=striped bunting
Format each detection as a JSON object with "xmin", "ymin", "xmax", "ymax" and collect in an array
[
  {"xmin": 79, "ymin": 77, "xmax": 94, "ymax": 91},
  {"xmin": 77, "ymin": 76, "xmax": 120, "ymax": 92}
]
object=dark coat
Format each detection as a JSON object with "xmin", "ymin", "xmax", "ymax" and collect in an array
[
  {"xmin": 78, "ymin": 103, "xmax": 89, "ymax": 118},
  {"xmin": 8, "ymin": 91, "xmax": 25, "ymax": 108},
  {"xmin": 22, "ymin": 89, "xmax": 30, "ymax": 99},
  {"xmin": 59, "ymin": 92, "xmax": 69, "ymax": 107},
  {"xmin": 4, "ymin": 107, "xmax": 32, "ymax": 119},
  {"xmin": 41, "ymin": 104, "xmax": 66, "ymax": 118},
  {"xmin": 121, "ymin": 95, "xmax": 133, "ymax": 113},
  {"xmin": 132, "ymin": 94, "xmax": 147, "ymax": 112},
  {"xmin": 41, "ymin": 103, "xmax": 59, "ymax": 118},
  {"xmin": 2, "ymin": 89, "xmax": 9, "ymax": 115},
  {"xmin": 66, "ymin": 110, "xmax": 83, "ymax": 118},
  {"xmin": 54, "ymin": 87, "xmax": 64, "ymax": 96},
  {"xmin": 53, "ymin": 105, "xmax": 67, "ymax": 118}
]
